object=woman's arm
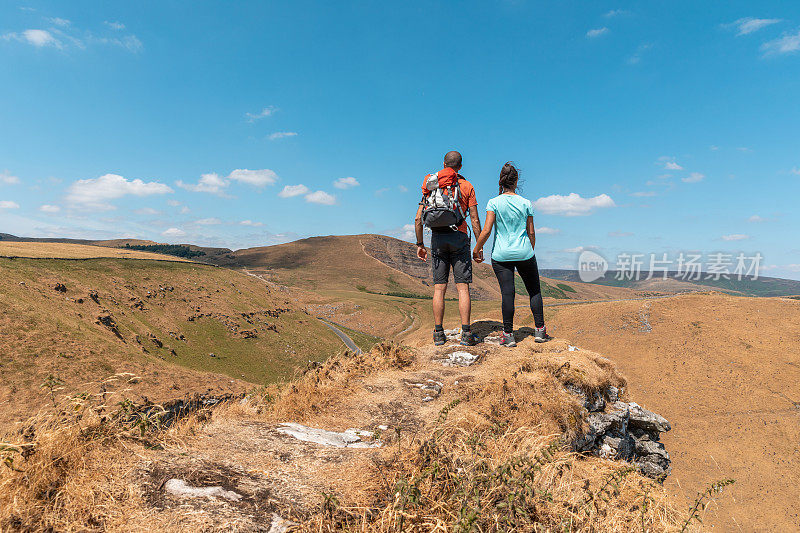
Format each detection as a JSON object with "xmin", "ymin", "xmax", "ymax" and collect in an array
[
  {"xmin": 473, "ymin": 211, "xmax": 495, "ymax": 262},
  {"xmin": 527, "ymin": 216, "xmax": 536, "ymax": 251}
]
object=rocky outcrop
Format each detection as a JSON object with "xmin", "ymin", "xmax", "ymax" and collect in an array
[{"xmin": 572, "ymin": 387, "xmax": 671, "ymax": 479}]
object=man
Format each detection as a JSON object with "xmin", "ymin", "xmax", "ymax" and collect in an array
[{"xmin": 414, "ymin": 150, "xmax": 482, "ymax": 346}]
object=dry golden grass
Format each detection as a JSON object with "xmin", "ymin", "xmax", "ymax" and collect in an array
[
  {"xmin": 0, "ymin": 241, "xmax": 191, "ymax": 261},
  {"xmin": 1, "ymin": 340, "xmax": 728, "ymax": 532}
]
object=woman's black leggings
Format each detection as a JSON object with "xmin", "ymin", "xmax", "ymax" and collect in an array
[{"xmin": 491, "ymin": 255, "xmax": 545, "ymax": 333}]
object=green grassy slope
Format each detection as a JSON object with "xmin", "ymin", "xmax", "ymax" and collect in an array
[{"xmin": 0, "ymin": 257, "xmax": 345, "ymax": 431}]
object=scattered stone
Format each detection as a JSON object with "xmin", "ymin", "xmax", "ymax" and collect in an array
[
  {"xmin": 96, "ymin": 314, "xmax": 123, "ymax": 340},
  {"xmin": 164, "ymin": 478, "xmax": 242, "ymax": 502},
  {"xmin": 89, "ymin": 290, "xmax": 100, "ymax": 304},
  {"xmin": 606, "ymin": 386, "xmax": 620, "ymax": 402},
  {"xmin": 210, "ymin": 353, "xmax": 217, "ymax": 358},
  {"xmin": 54, "ymin": 283, "xmax": 67, "ymax": 293},
  {"xmin": 267, "ymin": 513, "xmax": 298, "ymax": 533},
  {"xmin": 568, "ymin": 345, "xmax": 579, "ymax": 351},
  {"xmin": 403, "ymin": 379, "xmax": 443, "ymax": 398},
  {"xmin": 276, "ymin": 422, "xmax": 381, "ymax": 448},
  {"xmin": 438, "ymin": 350, "xmax": 480, "ymax": 367},
  {"xmin": 617, "ymin": 401, "xmax": 671, "ymax": 433},
  {"xmin": 574, "ymin": 400, "xmax": 671, "ymax": 479}
]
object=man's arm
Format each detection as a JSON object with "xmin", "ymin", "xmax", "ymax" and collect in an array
[
  {"xmin": 470, "ymin": 208, "xmax": 482, "ymax": 241},
  {"xmin": 414, "ymin": 204, "xmax": 427, "ymax": 261}
]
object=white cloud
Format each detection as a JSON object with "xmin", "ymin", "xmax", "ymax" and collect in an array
[
  {"xmin": 39, "ymin": 204, "xmax": 60, "ymax": 213},
  {"xmin": 792, "ymin": 167, "xmax": 800, "ymax": 175},
  {"xmin": 609, "ymin": 231, "xmax": 633, "ymax": 237},
  {"xmin": 66, "ymin": 173, "xmax": 173, "ymax": 209},
  {"xmin": 195, "ymin": 217, "xmax": 221, "ymax": 225},
  {"xmin": 304, "ymin": 190, "xmax": 336, "ymax": 205},
  {"xmin": 278, "ymin": 184, "xmax": 309, "ymax": 198},
  {"xmin": 0, "ymin": 200, "xmax": 20, "ymax": 209},
  {"xmin": 761, "ymin": 29, "xmax": 800, "ymax": 56},
  {"xmin": 396, "ymin": 223, "xmax": 416, "ymax": 242},
  {"xmin": 710, "ymin": 145, "xmax": 720, "ymax": 151},
  {"xmin": 397, "ymin": 185, "xmax": 408, "ymax": 193},
  {"xmin": 333, "ymin": 176, "xmax": 360, "ymax": 189},
  {"xmin": 240, "ymin": 220, "xmax": 263, "ymax": 227},
  {"xmin": 586, "ymin": 27, "xmax": 609, "ymax": 38},
  {"xmin": 736, "ymin": 146, "xmax": 752, "ymax": 153},
  {"xmin": 721, "ymin": 234, "xmax": 750, "ymax": 241},
  {"xmin": 227, "ymin": 168, "xmax": 278, "ymax": 187},
  {"xmin": 48, "ymin": 17, "xmax": 71, "ymax": 27},
  {"xmin": 245, "ymin": 106, "xmax": 276, "ymax": 122},
  {"xmin": 167, "ymin": 199, "xmax": 180, "ymax": 207},
  {"xmin": 682, "ymin": 172, "xmax": 705, "ymax": 183},
  {"xmin": 631, "ymin": 191, "xmax": 657, "ymax": 197},
  {"xmin": 535, "ymin": 227, "xmax": 560, "ymax": 235},
  {"xmin": 180, "ymin": 206, "xmax": 190, "ymax": 214},
  {"xmin": 627, "ymin": 43, "xmax": 651, "ymax": 65},
  {"xmin": 162, "ymin": 227, "xmax": 186, "ymax": 238},
  {"xmin": 268, "ymin": 131, "xmax": 298, "ymax": 140},
  {"xmin": 134, "ymin": 207, "xmax": 160, "ymax": 215},
  {"xmin": 2, "ymin": 29, "xmax": 61, "ymax": 48},
  {"xmin": 104, "ymin": 21, "xmax": 125, "ymax": 30},
  {"xmin": 727, "ymin": 17, "xmax": 781, "ymax": 36},
  {"xmin": 561, "ymin": 246, "xmax": 599, "ymax": 253},
  {"xmin": 177, "ymin": 173, "xmax": 228, "ymax": 194},
  {"xmin": 748, "ymin": 215, "xmax": 766, "ymax": 223},
  {"xmin": 1, "ymin": 170, "xmax": 20, "ymax": 184},
  {"xmin": 533, "ymin": 193, "xmax": 616, "ymax": 216},
  {"xmin": 604, "ymin": 9, "xmax": 629, "ymax": 18},
  {"xmin": 660, "ymin": 157, "xmax": 683, "ymax": 170}
]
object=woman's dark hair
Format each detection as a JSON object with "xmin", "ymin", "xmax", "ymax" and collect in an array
[{"xmin": 499, "ymin": 161, "xmax": 519, "ymax": 194}]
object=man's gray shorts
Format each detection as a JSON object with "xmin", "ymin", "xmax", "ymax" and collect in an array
[{"xmin": 431, "ymin": 231, "xmax": 472, "ymax": 285}]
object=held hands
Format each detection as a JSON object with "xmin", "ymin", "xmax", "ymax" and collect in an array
[
  {"xmin": 472, "ymin": 247, "xmax": 484, "ymax": 263},
  {"xmin": 417, "ymin": 245, "xmax": 428, "ymax": 261}
]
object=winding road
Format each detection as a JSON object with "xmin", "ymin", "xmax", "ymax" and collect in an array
[{"xmin": 316, "ymin": 318, "xmax": 361, "ymax": 354}]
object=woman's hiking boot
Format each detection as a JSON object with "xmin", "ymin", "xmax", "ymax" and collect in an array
[
  {"xmin": 534, "ymin": 326, "xmax": 552, "ymax": 343},
  {"xmin": 499, "ymin": 332, "xmax": 517, "ymax": 347},
  {"xmin": 433, "ymin": 329, "xmax": 447, "ymax": 346}
]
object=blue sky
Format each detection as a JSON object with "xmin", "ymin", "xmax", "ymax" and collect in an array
[{"xmin": 1, "ymin": 1, "xmax": 799, "ymax": 279}]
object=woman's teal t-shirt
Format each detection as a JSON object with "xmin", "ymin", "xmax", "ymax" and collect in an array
[{"xmin": 487, "ymin": 194, "xmax": 535, "ymax": 262}]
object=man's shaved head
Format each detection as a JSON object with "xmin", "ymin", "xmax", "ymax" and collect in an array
[{"xmin": 444, "ymin": 151, "xmax": 462, "ymax": 170}]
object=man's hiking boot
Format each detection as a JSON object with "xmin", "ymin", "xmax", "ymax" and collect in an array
[
  {"xmin": 460, "ymin": 331, "xmax": 478, "ymax": 346},
  {"xmin": 499, "ymin": 332, "xmax": 516, "ymax": 347},
  {"xmin": 433, "ymin": 329, "xmax": 447, "ymax": 346},
  {"xmin": 534, "ymin": 326, "xmax": 552, "ymax": 343}
]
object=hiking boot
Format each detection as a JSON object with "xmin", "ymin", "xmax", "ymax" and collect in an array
[
  {"xmin": 433, "ymin": 329, "xmax": 446, "ymax": 346},
  {"xmin": 499, "ymin": 332, "xmax": 516, "ymax": 347},
  {"xmin": 460, "ymin": 331, "xmax": 478, "ymax": 346},
  {"xmin": 534, "ymin": 326, "xmax": 552, "ymax": 343}
]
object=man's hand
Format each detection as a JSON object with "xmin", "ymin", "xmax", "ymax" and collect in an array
[
  {"xmin": 417, "ymin": 245, "xmax": 428, "ymax": 261},
  {"xmin": 472, "ymin": 247, "xmax": 484, "ymax": 263}
]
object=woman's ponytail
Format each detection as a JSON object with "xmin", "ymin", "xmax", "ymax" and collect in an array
[{"xmin": 499, "ymin": 162, "xmax": 519, "ymax": 194}]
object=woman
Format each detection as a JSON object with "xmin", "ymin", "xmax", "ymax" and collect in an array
[{"xmin": 473, "ymin": 162, "xmax": 551, "ymax": 346}]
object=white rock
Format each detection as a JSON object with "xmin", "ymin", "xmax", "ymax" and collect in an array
[
  {"xmin": 268, "ymin": 513, "xmax": 298, "ymax": 533},
  {"xmin": 164, "ymin": 478, "xmax": 242, "ymax": 502},
  {"xmin": 440, "ymin": 350, "xmax": 480, "ymax": 367},
  {"xmin": 276, "ymin": 422, "xmax": 381, "ymax": 448},
  {"xmin": 568, "ymin": 345, "xmax": 579, "ymax": 351}
]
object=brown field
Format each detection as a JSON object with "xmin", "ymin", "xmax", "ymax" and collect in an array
[
  {"xmin": 0, "ymin": 241, "xmax": 191, "ymax": 261},
  {"xmin": 551, "ymin": 293, "xmax": 800, "ymax": 531}
]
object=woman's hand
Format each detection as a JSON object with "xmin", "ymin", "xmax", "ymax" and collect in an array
[{"xmin": 472, "ymin": 247, "xmax": 484, "ymax": 263}]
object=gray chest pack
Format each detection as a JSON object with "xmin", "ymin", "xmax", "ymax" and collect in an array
[{"xmin": 421, "ymin": 171, "xmax": 466, "ymax": 231}]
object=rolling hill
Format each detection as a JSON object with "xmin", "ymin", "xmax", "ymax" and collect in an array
[{"xmin": 0, "ymin": 245, "xmax": 352, "ymax": 433}]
